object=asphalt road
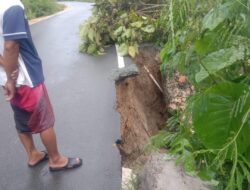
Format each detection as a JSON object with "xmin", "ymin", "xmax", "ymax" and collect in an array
[{"xmin": 0, "ymin": 2, "xmax": 121, "ymax": 190}]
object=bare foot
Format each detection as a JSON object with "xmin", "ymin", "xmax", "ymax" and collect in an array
[
  {"xmin": 28, "ymin": 151, "xmax": 48, "ymax": 166},
  {"xmin": 49, "ymin": 156, "xmax": 82, "ymax": 171},
  {"xmin": 49, "ymin": 155, "xmax": 68, "ymax": 168}
]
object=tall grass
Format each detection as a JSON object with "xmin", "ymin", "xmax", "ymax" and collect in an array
[{"xmin": 22, "ymin": 0, "xmax": 63, "ymax": 19}]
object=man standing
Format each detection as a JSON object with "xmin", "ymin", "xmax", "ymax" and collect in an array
[{"xmin": 0, "ymin": 0, "xmax": 82, "ymax": 171}]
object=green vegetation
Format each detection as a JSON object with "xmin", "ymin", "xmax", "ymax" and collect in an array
[
  {"xmin": 23, "ymin": 0, "xmax": 63, "ymax": 19},
  {"xmin": 153, "ymin": 1, "xmax": 250, "ymax": 189},
  {"xmin": 58, "ymin": 0, "xmax": 94, "ymax": 2},
  {"xmin": 79, "ymin": 0, "xmax": 163, "ymax": 56},
  {"xmin": 81, "ymin": 0, "xmax": 250, "ymax": 189}
]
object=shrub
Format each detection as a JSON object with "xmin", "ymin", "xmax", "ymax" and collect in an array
[
  {"xmin": 79, "ymin": 0, "xmax": 165, "ymax": 56},
  {"xmin": 22, "ymin": 0, "xmax": 62, "ymax": 19}
]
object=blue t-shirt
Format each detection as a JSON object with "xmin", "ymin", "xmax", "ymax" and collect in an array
[{"xmin": 0, "ymin": 0, "xmax": 44, "ymax": 87}]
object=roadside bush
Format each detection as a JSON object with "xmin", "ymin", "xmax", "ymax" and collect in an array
[
  {"xmin": 58, "ymin": 0, "xmax": 94, "ymax": 2},
  {"xmin": 23, "ymin": 0, "xmax": 63, "ymax": 19},
  {"xmin": 79, "ymin": 0, "xmax": 165, "ymax": 56}
]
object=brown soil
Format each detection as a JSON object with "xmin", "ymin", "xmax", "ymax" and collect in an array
[
  {"xmin": 116, "ymin": 46, "xmax": 167, "ymax": 167},
  {"xmin": 163, "ymin": 71, "xmax": 194, "ymax": 112}
]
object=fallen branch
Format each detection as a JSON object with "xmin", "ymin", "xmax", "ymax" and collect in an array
[{"xmin": 143, "ymin": 65, "xmax": 163, "ymax": 93}]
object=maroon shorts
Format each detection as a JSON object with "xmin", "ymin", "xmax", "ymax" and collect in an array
[{"xmin": 11, "ymin": 83, "xmax": 55, "ymax": 134}]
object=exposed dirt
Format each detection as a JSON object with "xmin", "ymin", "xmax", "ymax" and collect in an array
[
  {"xmin": 163, "ymin": 71, "xmax": 194, "ymax": 112},
  {"xmin": 116, "ymin": 46, "xmax": 167, "ymax": 167},
  {"xmin": 117, "ymin": 46, "xmax": 199, "ymax": 190}
]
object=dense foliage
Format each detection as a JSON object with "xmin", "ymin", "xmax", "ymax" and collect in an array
[
  {"xmin": 81, "ymin": 0, "xmax": 250, "ymax": 189},
  {"xmin": 58, "ymin": 0, "xmax": 94, "ymax": 2},
  {"xmin": 152, "ymin": 0, "xmax": 250, "ymax": 189},
  {"xmin": 23, "ymin": 0, "xmax": 63, "ymax": 19},
  {"xmin": 79, "ymin": 0, "xmax": 165, "ymax": 56}
]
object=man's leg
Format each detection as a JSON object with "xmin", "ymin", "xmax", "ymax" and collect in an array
[
  {"xmin": 14, "ymin": 84, "xmax": 81, "ymax": 169},
  {"xmin": 18, "ymin": 133, "xmax": 47, "ymax": 166},
  {"xmin": 40, "ymin": 127, "xmax": 81, "ymax": 168}
]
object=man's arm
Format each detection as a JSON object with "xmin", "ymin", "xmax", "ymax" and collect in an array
[
  {"xmin": 0, "ymin": 55, "xmax": 3, "ymax": 66},
  {"xmin": 2, "ymin": 5, "xmax": 28, "ymax": 100},
  {"xmin": 0, "ymin": 53, "xmax": 18, "ymax": 80},
  {"xmin": 3, "ymin": 40, "xmax": 19, "ymax": 80},
  {"xmin": 2, "ymin": 40, "xmax": 20, "ymax": 101}
]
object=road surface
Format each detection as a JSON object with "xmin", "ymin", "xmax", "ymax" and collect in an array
[{"xmin": 0, "ymin": 2, "xmax": 121, "ymax": 190}]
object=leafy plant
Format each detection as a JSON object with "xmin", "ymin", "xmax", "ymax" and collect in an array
[
  {"xmin": 23, "ymin": 0, "xmax": 63, "ymax": 19},
  {"xmin": 193, "ymin": 82, "xmax": 250, "ymax": 190},
  {"xmin": 79, "ymin": 0, "xmax": 164, "ymax": 56},
  {"xmin": 79, "ymin": 15, "xmax": 110, "ymax": 55},
  {"xmin": 151, "ymin": 82, "xmax": 250, "ymax": 189},
  {"xmin": 153, "ymin": 0, "xmax": 250, "ymax": 189}
]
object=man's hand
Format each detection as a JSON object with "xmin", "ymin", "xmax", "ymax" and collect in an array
[
  {"xmin": 1, "ymin": 52, "xmax": 18, "ymax": 101},
  {"xmin": 4, "ymin": 80, "xmax": 16, "ymax": 101},
  {"xmin": 2, "ymin": 69, "xmax": 18, "ymax": 101},
  {"xmin": 1, "ymin": 40, "xmax": 20, "ymax": 101}
]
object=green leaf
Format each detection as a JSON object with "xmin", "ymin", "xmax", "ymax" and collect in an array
[
  {"xmin": 183, "ymin": 151, "xmax": 197, "ymax": 175},
  {"xmin": 128, "ymin": 45, "xmax": 138, "ymax": 58},
  {"xmin": 130, "ymin": 21, "xmax": 143, "ymax": 28},
  {"xmin": 193, "ymin": 82, "xmax": 250, "ymax": 160},
  {"xmin": 210, "ymin": 179, "xmax": 220, "ymax": 186},
  {"xmin": 169, "ymin": 137, "xmax": 197, "ymax": 174},
  {"xmin": 236, "ymin": 169, "xmax": 243, "ymax": 190},
  {"xmin": 202, "ymin": 1, "xmax": 235, "ymax": 30},
  {"xmin": 198, "ymin": 168, "xmax": 216, "ymax": 181},
  {"xmin": 114, "ymin": 26, "xmax": 125, "ymax": 37},
  {"xmin": 122, "ymin": 28, "xmax": 132, "ymax": 39},
  {"xmin": 87, "ymin": 30, "xmax": 95, "ymax": 42},
  {"xmin": 87, "ymin": 44, "xmax": 97, "ymax": 54},
  {"xmin": 239, "ymin": 160, "xmax": 250, "ymax": 183},
  {"xmin": 120, "ymin": 13, "xmax": 128, "ymax": 19},
  {"xmin": 141, "ymin": 25, "xmax": 155, "ymax": 33},
  {"xmin": 195, "ymin": 31, "xmax": 220, "ymax": 56},
  {"xmin": 172, "ymin": 52, "xmax": 186, "ymax": 73},
  {"xmin": 108, "ymin": 0, "xmax": 118, "ymax": 5},
  {"xmin": 195, "ymin": 47, "xmax": 244, "ymax": 83},
  {"xmin": 245, "ymin": 147, "xmax": 250, "ymax": 163},
  {"xmin": 118, "ymin": 43, "xmax": 128, "ymax": 56},
  {"xmin": 150, "ymin": 131, "xmax": 169, "ymax": 149}
]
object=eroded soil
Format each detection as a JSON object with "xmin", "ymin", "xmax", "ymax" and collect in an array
[{"xmin": 116, "ymin": 46, "xmax": 167, "ymax": 167}]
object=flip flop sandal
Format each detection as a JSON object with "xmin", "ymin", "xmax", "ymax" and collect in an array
[
  {"xmin": 28, "ymin": 151, "xmax": 49, "ymax": 167},
  {"xmin": 49, "ymin": 157, "xmax": 82, "ymax": 172}
]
